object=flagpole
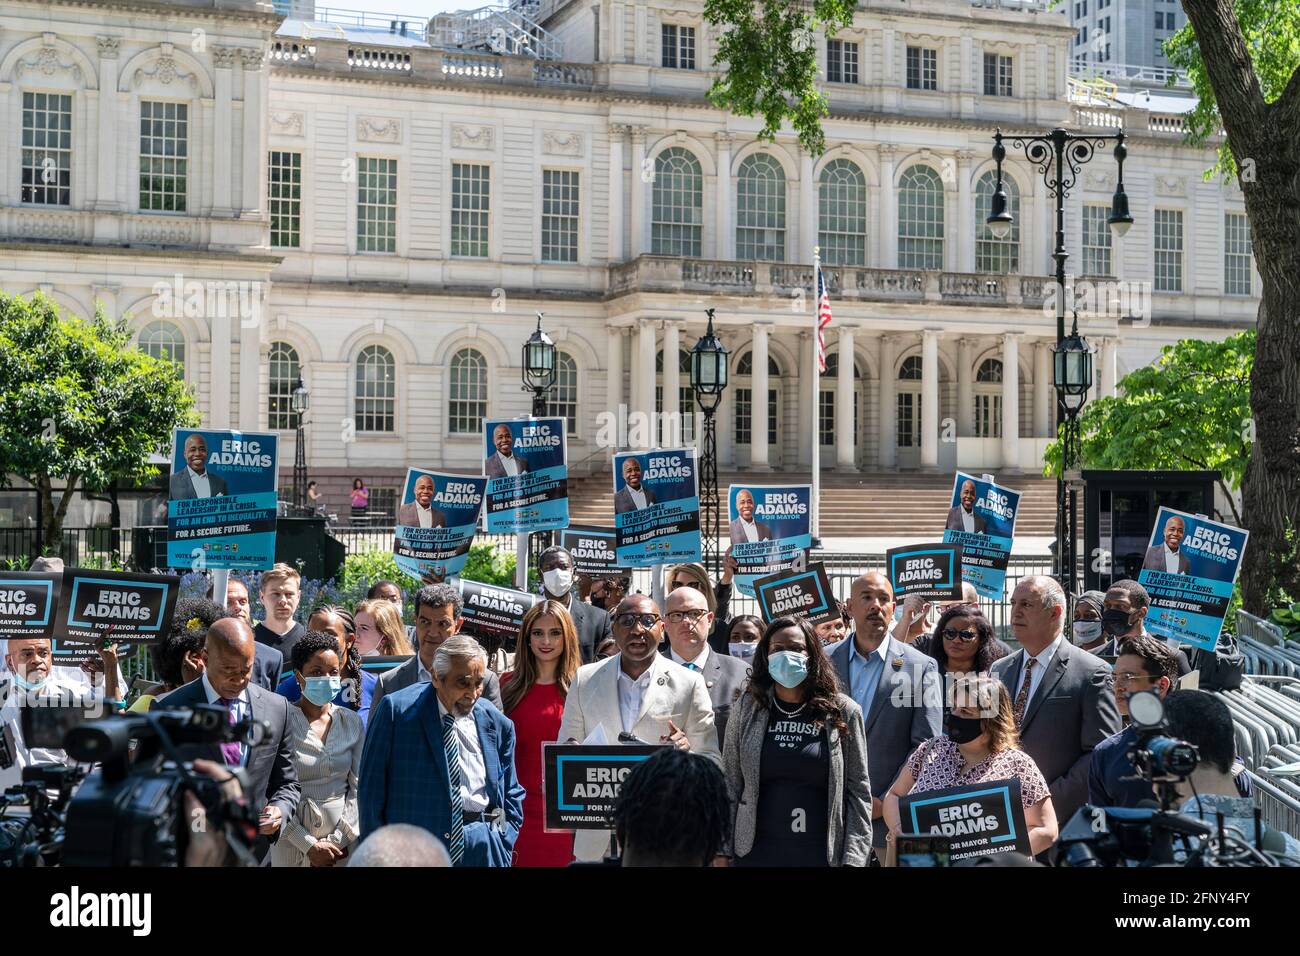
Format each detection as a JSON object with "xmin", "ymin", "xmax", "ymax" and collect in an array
[{"xmin": 811, "ymin": 247, "xmax": 822, "ymax": 543}]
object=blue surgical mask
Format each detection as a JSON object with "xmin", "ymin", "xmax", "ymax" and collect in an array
[
  {"xmin": 767, "ymin": 650, "xmax": 809, "ymax": 689},
  {"xmin": 302, "ymin": 676, "xmax": 341, "ymax": 706},
  {"xmin": 729, "ymin": 642, "xmax": 757, "ymax": 660},
  {"xmin": 893, "ymin": 606, "xmax": 905, "ymax": 623},
  {"xmin": 13, "ymin": 671, "xmax": 48, "ymax": 692}
]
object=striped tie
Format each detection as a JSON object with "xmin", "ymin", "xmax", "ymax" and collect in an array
[{"xmin": 443, "ymin": 713, "xmax": 465, "ymax": 866}]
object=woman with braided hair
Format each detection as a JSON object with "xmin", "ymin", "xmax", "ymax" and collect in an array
[{"xmin": 276, "ymin": 605, "xmax": 378, "ymax": 725}]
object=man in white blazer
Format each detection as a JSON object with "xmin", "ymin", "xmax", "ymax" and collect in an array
[{"xmin": 558, "ymin": 593, "xmax": 720, "ymax": 862}]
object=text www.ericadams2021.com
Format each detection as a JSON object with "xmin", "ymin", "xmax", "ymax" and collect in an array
[{"xmin": 1114, "ymin": 916, "xmax": 1251, "ymax": 930}]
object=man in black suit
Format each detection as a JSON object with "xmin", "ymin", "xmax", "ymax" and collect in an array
[
  {"xmin": 484, "ymin": 424, "xmax": 529, "ymax": 479},
  {"xmin": 538, "ymin": 545, "xmax": 612, "ymax": 663},
  {"xmin": 944, "ymin": 479, "xmax": 987, "ymax": 534},
  {"xmin": 169, "ymin": 433, "xmax": 229, "ymax": 499},
  {"xmin": 396, "ymin": 474, "xmax": 447, "ymax": 528},
  {"xmin": 661, "ymin": 583, "xmax": 749, "ymax": 743},
  {"xmin": 728, "ymin": 488, "xmax": 773, "ymax": 544},
  {"xmin": 614, "ymin": 457, "xmax": 657, "ymax": 514},
  {"xmin": 159, "ymin": 617, "xmax": 300, "ymax": 857},
  {"xmin": 1142, "ymin": 515, "xmax": 1191, "ymax": 574}
]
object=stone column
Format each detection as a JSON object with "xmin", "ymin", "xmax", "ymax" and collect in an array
[
  {"xmin": 629, "ymin": 127, "xmax": 647, "ymax": 259},
  {"xmin": 212, "ymin": 47, "xmax": 236, "ymax": 216},
  {"xmin": 956, "ymin": 150, "xmax": 974, "ymax": 272},
  {"xmin": 799, "ymin": 330, "xmax": 815, "ymax": 467},
  {"xmin": 1033, "ymin": 339, "xmax": 1052, "ymax": 437},
  {"xmin": 1100, "ymin": 336, "xmax": 1118, "ymax": 399},
  {"xmin": 836, "ymin": 326, "xmax": 856, "ymax": 470},
  {"xmin": 607, "ymin": 325, "xmax": 625, "ymax": 457},
  {"xmin": 608, "ymin": 125, "xmax": 626, "ymax": 262},
  {"xmin": 715, "ymin": 131, "xmax": 734, "ymax": 260},
  {"xmin": 239, "ymin": 300, "xmax": 263, "ymax": 430},
  {"xmin": 921, "ymin": 330, "xmax": 940, "ymax": 469},
  {"xmin": 94, "ymin": 36, "xmax": 121, "ymax": 210},
  {"xmin": 662, "ymin": 319, "xmax": 681, "ymax": 446},
  {"xmin": 878, "ymin": 333, "xmax": 898, "ymax": 467},
  {"xmin": 634, "ymin": 318, "xmax": 656, "ymax": 450},
  {"xmin": 878, "ymin": 144, "xmax": 898, "ymax": 268},
  {"xmin": 800, "ymin": 148, "xmax": 816, "ymax": 263},
  {"xmin": 210, "ymin": 309, "xmax": 232, "ymax": 427},
  {"xmin": 239, "ymin": 48, "xmax": 265, "ymax": 216},
  {"xmin": 750, "ymin": 323, "xmax": 771, "ymax": 470},
  {"xmin": 957, "ymin": 337, "xmax": 975, "ymax": 437},
  {"xmin": 1001, "ymin": 332, "xmax": 1021, "ymax": 470}
]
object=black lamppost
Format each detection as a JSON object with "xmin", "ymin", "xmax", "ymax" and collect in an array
[
  {"xmin": 291, "ymin": 375, "xmax": 310, "ymax": 513},
  {"xmin": 690, "ymin": 308, "xmax": 730, "ymax": 579},
  {"xmin": 522, "ymin": 311, "xmax": 557, "ymax": 417},
  {"xmin": 988, "ymin": 127, "xmax": 1130, "ymax": 594}
]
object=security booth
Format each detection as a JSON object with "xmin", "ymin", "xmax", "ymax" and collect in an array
[{"xmin": 1082, "ymin": 469, "xmax": 1220, "ymax": 594}]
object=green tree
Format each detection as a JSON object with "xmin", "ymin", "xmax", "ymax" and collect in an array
[
  {"xmin": 0, "ymin": 292, "xmax": 198, "ymax": 547},
  {"xmin": 1044, "ymin": 332, "xmax": 1253, "ymax": 526}
]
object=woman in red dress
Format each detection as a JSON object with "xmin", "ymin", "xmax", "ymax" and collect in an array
[{"xmin": 501, "ymin": 599, "xmax": 582, "ymax": 867}]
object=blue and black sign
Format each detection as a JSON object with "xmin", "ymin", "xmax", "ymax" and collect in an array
[
  {"xmin": 0, "ymin": 571, "xmax": 61, "ymax": 640},
  {"xmin": 728, "ymin": 484, "xmax": 813, "ymax": 597},
  {"xmin": 393, "ymin": 468, "xmax": 486, "ymax": 580},
  {"xmin": 613, "ymin": 448, "xmax": 701, "ymax": 566},
  {"xmin": 560, "ymin": 526, "xmax": 627, "ymax": 577},
  {"xmin": 483, "ymin": 417, "xmax": 569, "ymax": 534},
  {"xmin": 898, "ymin": 777, "xmax": 1029, "ymax": 862},
  {"xmin": 753, "ymin": 563, "xmax": 837, "ymax": 626},
  {"xmin": 54, "ymin": 569, "xmax": 180, "ymax": 647},
  {"xmin": 543, "ymin": 743, "xmax": 666, "ymax": 831},
  {"xmin": 942, "ymin": 472, "xmax": 1021, "ymax": 600},
  {"xmin": 886, "ymin": 543, "xmax": 964, "ymax": 601}
]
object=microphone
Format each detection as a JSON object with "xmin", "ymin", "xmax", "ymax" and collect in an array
[{"xmin": 617, "ymin": 731, "xmax": 649, "ymax": 745}]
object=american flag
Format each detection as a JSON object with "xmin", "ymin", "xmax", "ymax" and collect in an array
[{"xmin": 815, "ymin": 261, "xmax": 833, "ymax": 373}]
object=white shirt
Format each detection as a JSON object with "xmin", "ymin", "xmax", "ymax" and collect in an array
[
  {"xmin": 202, "ymin": 670, "xmax": 251, "ymax": 764},
  {"xmin": 616, "ymin": 664, "xmax": 653, "ymax": 735},
  {"xmin": 416, "ymin": 503, "xmax": 436, "ymax": 528},
  {"xmin": 187, "ymin": 466, "xmax": 212, "ymax": 498},
  {"xmin": 1014, "ymin": 634, "xmax": 1064, "ymax": 707},
  {"xmin": 416, "ymin": 655, "xmax": 433, "ymax": 683},
  {"xmin": 1164, "ymin": 547, "xmax": 1181, "ymax": 573},
  {"xmin": 961, "ymin": 508, "xmax": 975, "ymax": 533},
  {"xmin": 670, "ymin": 644, "xmax": 710, "ymax": 673},
  {"xmin": 496, "ymin": 452, "xmax": 520, "ymax": 477},
  {"xmin": 436, "ymin": 698, "xmax": 488, "ymax": 813},
  {"xmin": 627, "ymin": 486, "xmax": 648, "ymax": 510},
  {"xmin": 739, "ymin": 518, "xmax": 760, "ymax": 542},
  {"xmin": 0, "ymin": 672, "xmax": 89, "ymax": 792}
]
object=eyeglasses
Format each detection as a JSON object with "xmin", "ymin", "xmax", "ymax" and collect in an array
[
  {"xmin": 666, "ymin": 609, "xmax": 709, "ymax": 624},
  {"xmin": 615, "ymin": 613, "xmax": 661, "ymax": 630},
  {"xmin": 941, "ymin": 628, "xmax": 979, "ymax": 643},
  {"xmin": 1114, "ymin": 671, "xmax": 1155, "ymax": 687},
  {"xmin": 670, "ymin": 579, "xmax": 704, "ymax": 592}
]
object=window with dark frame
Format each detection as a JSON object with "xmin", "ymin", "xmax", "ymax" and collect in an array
[
  {"xmin": 982, "ymin": 53, "xmax": 1013, "ymax": 97},
  {"xmin": 906, "ymin": 46, "xmax": 937, "ymax": 91},
  {"xmin": 21, "ymin": 92, "xmax": 72, "ymax": 206},
  {"xmin": 268, "ymin": 151, "xmax": 302, "ymax": 248},
  {"xmin": 661, "ymin": 24, "xmax": 696, "ymax": 70},
  {"xmin": 827, "ymin": 39, "xmax": 859, "ymax": 84}
]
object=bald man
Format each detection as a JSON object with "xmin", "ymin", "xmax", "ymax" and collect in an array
[
  {"xmin": 169, "ymin": 433, "xmax": 229, "ymax": 499},
  {"xmin": 396, "ymin": 474, "xmax": 447, "ymax": 528},
  {"xmin": 1142, "ymin": 515, "xmax": 1191, "ymax": 574},
  {"xmin": 160, "ymin": 618, "xmax": 300, "ymax": 856},
  {"xmin": 944, "ymin": 480, "xmax": 987, "ymax": 534},
  {"xmin": 728, "ymin": 489, "xmax": 773, "ymax": 544},
  {"xmin": 485, "ymin": 424, "xmax": 529, "ymax": 479},
  {"xmin": 0, "ymin": 637, "xmax": 93, "ymax": 791}
]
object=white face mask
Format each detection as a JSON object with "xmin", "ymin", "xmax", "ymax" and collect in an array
[
  {"xmin": 543, "ymin": 568, "xmax": 573, "ymax": 596},
  {"xmin": 1072, "ymin": 620, "xmax": 1104, "ymax": 646}
]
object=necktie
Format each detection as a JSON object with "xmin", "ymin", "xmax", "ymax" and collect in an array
[
  {"xmin": 220, "ymin": 697, "xmax": 244, "ymax": 767},
  {"xmin": 685, "ymin": 662, "xmax": 700, "ymax": 672},
  {"xmin": 443, "ymin": 713, "xmax": 465, "ymax": 866},
  {"xmin": 1013, "ymin": 658, "xmax": 1037, "ymax": 728}
]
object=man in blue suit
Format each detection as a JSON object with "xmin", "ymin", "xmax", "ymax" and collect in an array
[{"xmin": 358, "ymin": 634, "xmax": 524, "ymax": 867}]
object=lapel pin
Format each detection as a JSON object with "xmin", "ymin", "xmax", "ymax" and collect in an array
[
  {"xmin": 892, "ymin": 657, "xmax": 904, "ymax": 669},
  {"xmin": 706, "ymin": 680, "xmax": 715, "ymax": 689},
  {"xmin": 657, "ymin": 676, "xmax": 667, "ymax": 686}
]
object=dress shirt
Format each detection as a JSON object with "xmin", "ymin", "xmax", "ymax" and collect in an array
[
  {"xmin": 417, "ymin": 655, "xmax": 433, "ymax": 683},
  {"xmin": 961, "ymin": 508, "xmax": 975, "ymax": 533},
  {"xmin": 739, "ymin": 518, "xmax": 760, "ymax": 542},
  {"xmin": 1164, "ymin": 547, "xmax": 1181, "ymax": 573},
  {"xmin": 416, "ymin": 503, "xmax": 436, "ymax": 528},
  {"xmin": 628, "ymin": 486, "xmax": 648, "ymax": 510},
  {"xmin": 0, "ymin": 673, "xmax": 87, "ymax": 791},
  {"xmin": 496, "ymin": 453, "xmax": 520, "ymax": 477},
  {"xmin": 1014, "ymin": 635, "xmax": 1064, "ymax": 708},
  {"xmin": 617, "ymin": 665, "xmax": 653, "ymax": 734},
  {"xmin": 436, "ymin": 698, "xmax": 489, "ymax": 813},
  {"xmin": 847, "ymin": 635, "xmax": 890, "ymax": 715},
  {"xmin": 671, "ymin": 644, "xmax": 711, "ymax": 672},
  {"xmin": 201, "ymin": 670, "xmax": 250, "ymax": 765},
  {"xmin": 188, "ymin": 467, "xmax": 212, "ymax": 498}
]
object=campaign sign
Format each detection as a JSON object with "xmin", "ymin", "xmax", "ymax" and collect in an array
[
  {"xmin": 54, "ymin": 569, "xmax": 180, "ymax": 646},
  {"xmin": 454, "ymin": 578, "xmax": 539, "ymax": 645},
  {"xmin": 0, "ymin": 571, "xmax": 61, "ymax": 640},
  {"xmin": 543, "ymin": 744, "xmax": 666, "ymax": 831},
  {"xmin": 898, "ymin": 778, "xmax": 1030, "ymax": 862},
  {"xmin": 1138, "ymin": 507, "xmax": 1248, "ymax": 652},
  {"xmin": 559, "ymin": 527, "xmax": 627, "ymax": 577},
  {"xmin": 886, "ymin": 544, "xmax": 964, "ymax": 601},
  {"xmin": 727, "ymin": 484, "xmax": 813, "ymax": 597},
  {"xmin": 393, "ymin": 469, "xmax": 486, "ymax": 580},
  {"xmin": 941, "ymin": 472, "xmax": 1021, "ymax": 600},
  {"xmin": 753, "ymin": 563, "xmax": 837, "ymax": 626},
  {"xmin": 50, "ymin": 641, "xmax": 139, "ymax": 667},
  {"xmin": 483, "ymin": 417, "xmax": 569, "ymax": 534},
  {"xmin": 166, "ymin": 428, "xmax": 279, "ymax": 571},
  {"xmin": 613, "ymin": 448, "xmax": 701, "ymax": 566}
]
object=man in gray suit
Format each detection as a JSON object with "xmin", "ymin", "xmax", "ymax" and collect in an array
[
  {"xmin": 539, "ymin": 546, "xmax": 612, "ymax": 664},
  {"xmin": 396, "ymin": 474, "xmax": 447, "ymax": 528},
  {"xmin": 944, "ymin": 479, "xmax": 987, "ymax": 534},
  {"xmin": 1142, "ymin": 515, "xmax": 1191, "ymax": 574},
  {"xmin": 484, "ymin": 423, "xmax": 529, "ymax": 479},
  {"xmin": 169, "ymin": 433, "xmax": 229, "ymax": 499},
  {"xmin": 371, "ymin": 583, "xmax": 502, "ymax": 716},
  {"xmin": 614, "ymin": 457, "xmax": 657, "ymax": 514},
  {"xmin": 992, "ymin": 575, "xmax": 1121, "ymax": 834},
  {"xmin": 660, "ymin": 582, "xmax": 750, "ymax": 744},
  {"xmin": 728, "ymin": 489, "xmax": 773, "ymax": 544},
  {"xmin": 828, "ymin": 571, "xmax": 942, "ymax": 855}
]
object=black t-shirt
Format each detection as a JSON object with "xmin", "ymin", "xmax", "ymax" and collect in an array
[
  {"xmin": 737, "ymin": 704, "xmax": 830, "ymax": 867},
  {"xmin": 254, "ymin": 621, "xmax": 306, "ymax": 668}
]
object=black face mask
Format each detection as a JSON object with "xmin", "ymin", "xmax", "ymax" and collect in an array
[
  {"xmin": 946, "ymin": 714, "xmax": 984, "ymax": 745},
  {"xmin": 591, "ymin": 595, "xmax": 607, "ymax": 611},
  {"xmin": 1101, "ymin": 608, "xmax": 1135, "ymax": 637}
]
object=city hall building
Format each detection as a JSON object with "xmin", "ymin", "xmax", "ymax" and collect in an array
[{"xmin": 0, "ymin": 0, "xmax": 1259, "ymax": 525}]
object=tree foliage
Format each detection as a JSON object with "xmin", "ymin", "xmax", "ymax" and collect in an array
[{"xmin": 0, "ymin": 292, "xmax": 198, "ymax": 544}]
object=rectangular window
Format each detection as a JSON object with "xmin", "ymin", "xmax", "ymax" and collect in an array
[
  {"xmin": 896, "ymin": 393, "xmax": 921, "ymax": 447},
  {"xmin": 21, "ymin": 92, "xmax": 72, "ymax": 206},
  {"xmin": 541, "ymin": 169, "xmax": 579, "ymax": 263},
  {"xmin": 906, "ymin": 46, "xmax": 937, "ymax": 91},
  {"xmin": 819, "ymin": 389, "xmax": 859, "ymax": 447},
  {"xmin": 1154, "ymin": 208, "xmax": 1184, "ymax": 292},
  {"xmin": 1224, "ymin": 212, "xmax": 1253, "ymax": 296},
  {"xmin": 1082, "ymin": 204, "xmax": 1113, "ymax": 276},
  {"xmin": 268, "ymin": 151, "xmax": 302, "ymax": 248},
  {"xmin": 733, "ymin": 388, "xmax": 776, "ymax": 446},
  {"xmin": 974, "ymin": 394, "xmax": 1003, "ymax": 439},
  {"xmin": 827, "ymin": 39, "xmax": 859, "ymax": 84},
  {"xmin": 139, "ymin": 101, "xmax": 188, "ymax": 212},
  {"xmin": 983, "ymin": 53, "xmax": 1013, "ymax": 97},
  {"xmin": 356, "ymin": 157, "xmax": 397, "ymax": 253},
  {"xmin": 451, "ymin": 162, "xmax": 490, "ymax": 258},
  {"xmin": 661, "ymin": 24, "xmax": 695, "ymax": 70}
]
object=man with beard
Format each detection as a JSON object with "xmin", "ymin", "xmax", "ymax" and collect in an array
[
  {"xmin": 169, "ymin": 433, "xmax": 229, "ymax": 499},
  {"xmin": 614, "ymin": 457, "xmax": 657, "ymax": 514},
  {"xmin": 944, "ymin": 479, "xmax": 987, "ymax": 534},
  {"xmin": 1094, "ymin": 579, "xmax": 1192, "ymax": 676},
  {"xmin": 484, "ymin": 424, "xmax": 529, "ymax": 479},
  {"xmin": 728, "ymin": 488, "xmax": 773, "ymax": 544},
  {"xmin": 397, "ymin": 474, "xmax": 447, "ymax": 528}
]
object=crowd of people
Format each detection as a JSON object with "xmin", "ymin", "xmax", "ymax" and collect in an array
[{"xmin": 2, "ymin": 550, "xmax": 1296, "ymax": 867}]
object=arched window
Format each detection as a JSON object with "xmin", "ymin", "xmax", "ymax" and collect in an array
[
  {"xmin": 897, "ymin": 165, "xmax": 945, "ymax": 270},
  {"xmin": 652, "ymin": 148, "xmax": 703, "ymax": 257},
  {"xmin": 448, "ymin": 347, "xmax": 487, "ymax": 435},
  {"xmin": 736, "ymin": 154, "xmax": 787, "ymax": 261},
  {"xmin": 735, "ymin": 351, "xmax": 781, "ymax": 376},
  {"xmin": 655, "ymin": 349, "xmax": 696, "ymax": 444},
  {"xmin": 819, "ymin": 352, "xmax": 862, "ymax": 447},
  {"xmin": 975, "ymin": 171, "xmax": 1020, "ymax": 274},
  {"xmin": 733, "ymin": 350, "xmax": 781, "ymax": 447},
  {"xmin": 268, "ymin": 342, "xmax": 301, "ymax": 430},
  {"xmin": 898, "ymin": 356, "xmax": 924, "ymax": 380},
  {"xmin": 140, "ymin": 321, "xmax": 186, "ymax": 375},
  {"xmin": 896, "ymin": 355, "xmax": 924, "ymax": 448},
  {"xmin": 553, "ymin": 352, "xmax": 578, "ymax": 435},
  {"xmin": 354, "ymin": 345, "xmax": 395, "ymax": 433},
  {"xmin": 974, "ymin": 358, "xmax": 1003, "ymax": 438},
  {"xmin": 818, "ymin": 159, "xmax": 867, "ymax": 266}
]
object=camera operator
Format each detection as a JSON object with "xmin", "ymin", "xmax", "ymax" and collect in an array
[
  {"xmin": 0, "ymin": 638, "xmax": 96, "ymax": 791},
  {"xmin": 1088, "ymin": 635, "xmax": 1177, "ymax": 808},
  {"xmin": 1162, "ymin": 691, "xmax": 1300, "ymax": 860},
  {"xmin": 159, "ymin": 618, "xmax": 300, "ymax": 860}
]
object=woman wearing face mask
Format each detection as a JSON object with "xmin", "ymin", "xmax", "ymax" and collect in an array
[
  {"xmin": 1070, "ymin": 590, "xmax": 1108, "ymax": 653},
  {"xmin": 271, "ymin": 631, "xmax": 365, "ymax": 867},
  {"xmin": 883, "ymin": 674, "xmax": 1057, "ymax": 861},
  {"xmin": 501, "ymin": 601, "xmax": 583, "ymax": 867},
  {"xmin": 723, "ymin": 616, "xmax": 872, "ymax": 867},
  {"xmin": 276, "ymin": 605, "xmax": 378, "ymax": 725},
  {"xmin": 726, "ymin": 615, "xmax": 764, "ymax": 660},
  {"xmin": 352, "ymin": 598, "xmax": 413, "ymax": 657}
]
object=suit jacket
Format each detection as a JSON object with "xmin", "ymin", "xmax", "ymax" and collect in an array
[
  {"xmin": 396, "ymin": 502, "xmax": 447, "ymax": 528},
  {"xmin": 728, "ymin": 517, "xmax": 774, "ymax": 544},
  {"xmin": 991, "ymin": 639, "xmax": 1121, "ymax": 827},
  {"xmin": 370, "ymin": 654, "xmax": 503, "ymax": 719},
  {"xmin": 828, "ymin": 634, "xmax": 942, "ymax": 848},
  {"xmin": 944, "ymin": 506, "xmax": 988, "ymax": 534},
  {"xmin": 724, "ymin": 689, "xmax": 872, "ymax": 865},
  {"xmin": 484, "ymin": 454, "xmax": 528, "ymax": 479},
  {"xmin": 659, "ymin": 646, "xmax": 750, "ymax": 745},
  {"xmin": 1143, "ymin": 545, "xmax": 1190, "ymax": 574},
  {"xmin": 613, "ymin": 485, "xmax": 656, "ymax": 514},
  {"xmin": 358, "ymin": 686, "xmax": 524, "ymax": 866},
  {"xmin": 564, "ymin": 595, "xmax": 612, "ymax": 664},
  {"xmin": 169, "ymin": 469, "xmax": 229, "ymax": 499},
  {"xmin": 253, "ymin": 643, "xmax": 284, "ymax": 692},
  {"xmin": 558, "ymin": 652, "xmax": 720, "ymax": 861}
]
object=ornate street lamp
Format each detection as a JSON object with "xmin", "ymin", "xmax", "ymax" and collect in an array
[
  {"xmin": 690, "ymin": 308, "xmax": 730, "ymax": 578},
  {"xmin": 522, "ymin": 311, "xmax": 557, "ymax": 417},
  {"xmin": 291, "ymin": 375, "xmax": 310, "ymax": 513}
]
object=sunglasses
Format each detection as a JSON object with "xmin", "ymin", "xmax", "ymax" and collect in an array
[
  {"xmin": 941, "ymin": 628, "xmax": 979, "ymax": 643},
  {"xmin": 615, "ymin": 613, "xmax": 661, "ymax": 630},
  {"xmin": 670, "ymin": 579, "xmax": 705, "ymax": 592}
]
